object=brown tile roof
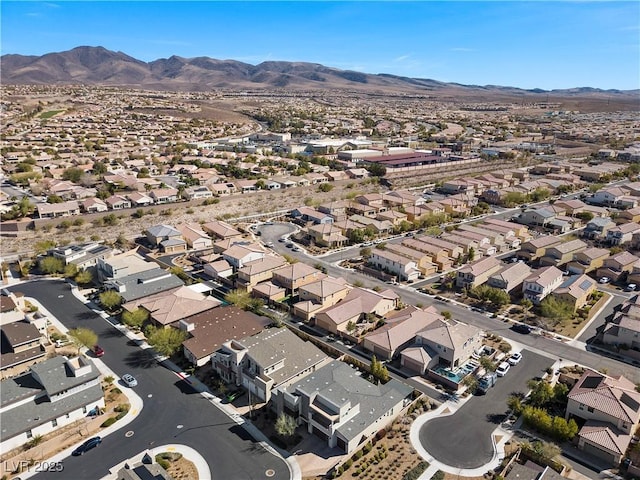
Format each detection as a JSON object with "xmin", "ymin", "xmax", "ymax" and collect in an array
[
  {"xmin": 182, "ymin": 306, "xmax": 272, "ymax": 361},
  {"xmin": 569, "ymin": 369, "xmax": 640, "ymax": 423},
  {"xmin": 578, "ymin": 421, "xmax": 631, "ymax": 455}
]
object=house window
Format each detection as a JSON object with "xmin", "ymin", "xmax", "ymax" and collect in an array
[
  {"xmin": 52, "ymin": 419, "xmax": 58, "ymax": 427},
  {"xmin": 26, "ymin": 430, "xmax": 33, "ymax": 439},
  {"xmin": 587, "ymin": 406, "xmax": 594, "ymax": 413}
]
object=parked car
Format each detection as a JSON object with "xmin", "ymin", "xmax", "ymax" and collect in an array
[
  {"xmin": 93, "ymin": 345, "xmax": 104, "ymax": 357},
  {"xmin": 599, "ymin": 276, "xmax": 610, "ymax": 284},
  {"xmin": 72, "ymin": 436, "xmax": 102, "ymax": 456},
  {"xmin": 265, "ymin": 242, "xmax": 274, "ymax": 248},
  {"xmin": 122, "ymin": 374, "xmax": 137, "ymax": 387},
  {"xmin": 496, "ymin": 362, "xmax": 511, "ymax": 377},
  {"xmin": 511, "ymin": 323, "xmax": 533, "ymax": 335},
  {"xmin": 476, "ymin": 373, "xmax": 497, "ymax": 394},
  {"xmin": 278, "ymin": 238, "xmax": 286, "ymax": 243},
  {"xmin": 508, "ymin": 352, "xmax": 522, "ymax": 365},
  {"xmin": 626, "ymin": 284, "xmax": 637, "ymax": 292},
  {"xmin": 292, "ymin": 247, "xmax": 301, "ymax": 252}
]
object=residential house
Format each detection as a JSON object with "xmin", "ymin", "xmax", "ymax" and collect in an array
[
  {"xmin": 314, "ymin": 288, "xmax": 398, "ymax": 335},
  {"xmin": 81, "ymin": 197, "xmax": 108, "ymax": 213},
  {"xmin": 235, "ymin": 179, "xmax": 259, "ymax": 193},
  {"xmin": 103, "ymin": 268, "xmax": 184, "ymax": 303},
  {"xmin": 126, "ymin": 192, "xmax": 153, "ymax": 207},
  {"xmin": 294, "ymin": 277, "xmax": 351, "ymax": 321},
  {"xmin": 565, "ymin": 369, "xmax": 640, "ymax": 466},
  {"xmin": 457, "ymin": 224, "xmax": 507, "ymax": 251},
  {"xmin": 363, "ymin": 306, "xmax": 442, "ymax": 360},
  {"xmin": 583, "ymin": 217, "xmax": 616, "ymax": 240},
  {"xmin": 182, "ymin": 185, "xmax": 213, "ymax": 200},
  {"xmin": 252, "ymin": 282, "xmax": 287, "ymax": 303},
  {"xmin": 484, "ymin": 218, "xmax": 531, "ymax": 242},
  {"xmin": 203, "ymin": 259, "xmax": 234, "ymax": 282},
  {"xmin": 178, "ymin": 224, "xmax": 213, "ymax": 250},
  {"xmin": 617, "ymin": 206, "xmax": 640, "ymax": 224},
  {"xmin": 291, "ymin": 207, "xmax": 334, "ymax": 225},
  {"xmin": 0, "ymin": 321, "xmax": 45, "ymax": 378},
  {"xmin": 272, "ymin": 360, "xmax": 412, "ymax": 454},
  {"xmin": 539, "ymin": 239, "xmax": 588, "ymax": 267},
  {"xmin": 0, "ymin": 294, "xmax": 25, "ymax": 326},
  {"xmin": 518, "ymin": 208, "xmax": 557, "ymax": 228},
  {"xmin": 368, "ymin": 249, "xmax": 421, "ymax": 282},
  {"xmin": 126, "ymin": 286, "xmax": 221, "ymax": 328},
  {"xmin": 236, "ymin": 255, "xmax": 288, "ymax": 290},
  {"xmin": 590, "ymin": 187, "xmax": 631, "ymax": 207},
  {"xmin": 50, "ymin": 242, "xmax": 113, "ymax": 270},
  {"xmin": 439, "ymin": 197, "xmax": 470, "ymax": 216},
  {"xmin": 210, "ymin": 183, "xmax": 237, "ymax": 196},
  {"xmin": 414, "ymin": 319, "xmax": 483, "ymax": 370},
  {"xmin": 415, "ymin": 236, "xmax": 464, "ymax": 260},
  {"xmin": 487, "ymin": 263, "xmax": 532, "ymax": 293},
  {"xmin": 36, "ymin": 200, "xmax": 80, "ymax": 219},
  {"xmin": 105, "ymin": 195, "xmax": 132, "ymax": 210},
  {"xmin": 223, "ymin": 244, "xmax": 265, "ymax": 270},
  {"xmin": 180, "ymin": 306, "xmax": 272, "ymax": 367},
  {"xmin": 444, "ymin": 230, "xmax": 497, "ymax": 256},
  {"xmin": 201, "ymin": 220, "xmax": 242, "ymax": 240},
  {"xmin": 96, "ymin": 248, "xmax": 157, "ymax": 282},
  {"xmin": 455, "ymin": 256, "xmax": 503, "ymax": 289},
  {"xmin": 383, "ymin": 243, "xmax": 440, "ymax": 275},
  {"xmin": 551, "ymin": 274, "xmax": 596, "ymax": 311},
  {"xmin": 211, "ymin": 327, "xmax": 329, "ymax": 403},
  {"xmin": 145, "ymin": 224, "xmax": 187, "ymax": 253},
  {"xmin": 272, "ymin": 263, "xmax": 325, "ymax": 295},
  {"xmin": 566, "ymin": 247, "xmax": 610, "ymax": 275},
  {"xmin": 606, "ymin": 222, "xmax": 640, "ymax": 246},
  {"xmin": 149, "ymin": 187, "xmax": 179, "ymax": 204},
  {"xmin": 307, "ymin": 224, "xmax": 349, "ymax": 248},
  {"xmin": 596, "ymin": 252, "xmax": 639, "ymax": 283},
  {"xmin": 0, "ymin": 356, "xmax": 104, "ymax": 452},
  {"xmin": 522, "ymin": 266, "xmax": 564, "ymax": 304},
  {"xmin": 602, "ymin": 295, "xmax": 640, "ymax": 348}
]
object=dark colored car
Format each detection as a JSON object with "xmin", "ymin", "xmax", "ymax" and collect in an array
[
  {"xmin": 93, "ymin": 345, "xmax": 104, "ymax": 357},
  {"xmin": 511, "ymin": 324, "xmax": 533, "ymax": 334},
  {"xmin": 72, "ymin": 436, "xmax": 102, "ymax": 456}
]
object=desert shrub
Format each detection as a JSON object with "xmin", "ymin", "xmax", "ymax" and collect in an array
[
  {"xmin": 100, "ymin": 417, "xmax": 117, "ymax": 428},
  {"xmin": 403, "ymin": 462, "xmax": 429, "ymax": 480}
]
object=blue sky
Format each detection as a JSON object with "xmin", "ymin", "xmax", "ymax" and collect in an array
[{"xmin": 2, "ymin": 1, "xmax": 639, "ymax": 90}]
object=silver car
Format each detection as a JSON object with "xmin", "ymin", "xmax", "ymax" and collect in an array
[{"xmin": 122, "ymin": 374, "xmax": 138, "ymax": 387}]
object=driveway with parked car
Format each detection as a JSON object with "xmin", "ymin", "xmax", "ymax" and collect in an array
[{"xmin": 418, "ymin": 349, "xmax": 553, "ymax": 468}]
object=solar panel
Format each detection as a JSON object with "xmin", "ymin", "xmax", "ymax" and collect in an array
[
  {"xmin": 621, "ymin": 393, "xmax": 640, "ymax": 412},
  {"xmin": 581, "ymin": 375, "xmax": 603, "ymax": 389}
]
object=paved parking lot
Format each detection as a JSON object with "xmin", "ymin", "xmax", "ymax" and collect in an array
[{"xmin": 418, "ymin": 349, "xmax": 554, "ymax": 469}]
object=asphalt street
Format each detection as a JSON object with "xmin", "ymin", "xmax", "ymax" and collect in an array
[
  {"xmin": 257, "ymin": 223, "xmax": 640, "ymax": 383},
  {"xmin": 419, "ymin": 350, "xmax": 553, "ymax": 468},
  {"xmin": 9, "ymin": 280, "xmax": 290, "ymax": 480}
]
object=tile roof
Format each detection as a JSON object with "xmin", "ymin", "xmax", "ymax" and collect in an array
[
  {"xmin": 138, "ymin": 286, "xmax": 221, "ymax": 326},
  {"xmin": 569, "ymin": 369, "xmax": 640, "ymax": 423},
  {"xmin": 578, "ymin": 421, "xmax": 631, "ymax": 455},
  {"xmin": 364, "ymin": 306, "xmax": 442, "ymax": 353}
]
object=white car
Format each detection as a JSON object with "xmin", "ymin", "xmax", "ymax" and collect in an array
[
  {"xmin": 496, "ymin": 361, "xmax": 511, "ymax": 377},
  {"xmin": 598, "ymin": 277, "xmax": 610, "ymax": 284},
  {"xmin": 122, "ymin": 374, "xmax": 138, "ymax": 387},
  {"xmin": 508, "ymin": 352, "xmax": 522, "ymax": 365},
  {"xmin": 626, "ymin": 284, "xmax": 637, "ymax": 292}
]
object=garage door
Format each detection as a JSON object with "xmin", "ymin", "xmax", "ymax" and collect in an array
[
  {"xmin": 582, "ymin": 441, "xmax": 616, "ymax": 465},
  {"xmin": 312, "ymin": 426, "xmax": 329, "ymax": 441}
]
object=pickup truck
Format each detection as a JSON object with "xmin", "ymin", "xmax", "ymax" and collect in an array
[{"xmin": 477, "ymin": 373, "xmax": 497, "ymax": 394}]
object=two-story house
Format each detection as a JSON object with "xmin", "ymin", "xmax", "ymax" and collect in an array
[
  {"xmin": 539, "ymin": 239, "xmax": 588, "ymax": 267},
  {"xmin": 551, "ymin": 274, "xmax": 597, "ymax": 311},
  {"xmin": 487, "ymin": 263, "xmax": 532, "ymax": 293},
  {"xmin": 0, "ymin": 356, "xmax": 104, "ymax": 452},
  {"xmin": 565, "ymin": 247, "xmax": 610, "ymax": 275},
  {"xmin": 272, "ymin": 360, "xmax": 412, "ymax": 454},
  {"xmin": 596, "ymin": 251, "xmax": 639, "ymax": 283},
  {"xmin": 368, "ymin": 249, "xmax": 421, "ymax": 282},
  {"xmin": 565, "ymin": 369, "xmax": 640, "ymax": 466},
  {"xmin": 455, "ymin": 256, "xmax": 503, "ymax": 289},
  {"xmin": 518, "ymin": 235, "xmax": 562, "ymax": 262},
  {"xmin": 211, "ymin": 327, "xmax": 329, "ymax": 403},
  {"xmin": 606, "ymin": 222, "xmax": 640, "ymax": 246},
  {"xmin": 522, "ymin": 266, "xmax": 564, "ymax": 304}
]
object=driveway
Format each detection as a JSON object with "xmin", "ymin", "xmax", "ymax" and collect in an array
[
  {"xmin": 418, "ymin": 350, "xmax": 553, "ymax": 469},
  {"xmin": 9, "ymin": 280, "xmax": 290, "ymax": 480}
]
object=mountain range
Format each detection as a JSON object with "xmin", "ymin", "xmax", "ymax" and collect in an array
[{"xmin": 2, "ymin": 46, "xmax": 638, "ymax": 100}]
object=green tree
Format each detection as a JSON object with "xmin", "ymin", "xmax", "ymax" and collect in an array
[
  {"xmin": 467, "ymin": 247, "xmax": 476, "ymax": 263},
  {"xmin": 360, "ymin": 247, "xmax": 372, "ymax": 258},
  {"xmin": 224, "ymin": 289, "xmax": 264, "ymax": 313},
  {"xmin": 38, "ymin": 256, "xmax": 65, "ymax": 274},
  {"xmin": 62, "ymin": 167, "xmax": 84, "ymax": 183},
  {"xmin": 121, "ymin": 308, "xmax": 149, "ymax": 329},
  {"xmin": 480, "ymin": 356, "xmax": 496, "ymax": 372},
  {"xmin": 528, "ymin": 380, "xmax": 554, "ymax": 407},
  {"xmin": 99, "ymin": 290, "xmax": 122, "ymax": 311},
  {"xmin": 370, "ymin": 355, "xmax": 390, "ymax": 384},
  {"xmin": 367, "ymin": 163, "xmax": 386, "ymax": 177},
  {"xmin": 441, "ymin": 310, "xmax": 452, "ymax": 320},
  {"xmin": 540, "ymin": 296, "xmax": 574, "ymax": 324},
  {"xmin": 346, "ymin": 320, "xmax": 356, "ymax": 333},
  {"xmin": 318, "ymin": 183, "xmax": 333, "ymax": 192},
  {"xmin": 68, "ymin": 327, "xmax": 98, "ymax": 353},
  {"xmin": 275, "ymin": 413, "xmax": 297, "ymax": 438},
  {"xmin": 144, "ymin": 325, "xmax": 187, "ymax": 357}
]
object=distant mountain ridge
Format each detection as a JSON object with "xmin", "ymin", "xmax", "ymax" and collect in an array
[{"xmin": 1, "ymin": 46, "xmax": 637, "ymax": 98}]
